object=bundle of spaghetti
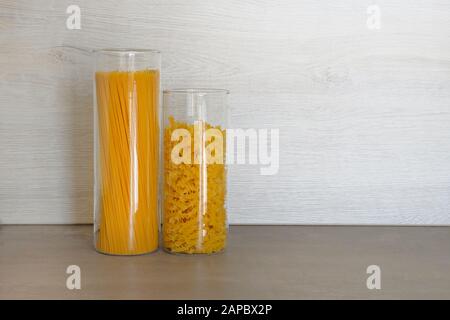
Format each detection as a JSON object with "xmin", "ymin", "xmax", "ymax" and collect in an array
[
  {"xmin": 95, "ymin": 70, "xmax": 159, "ymax": 255},
  {"xmin": 163, "ymin": 117, "xmax": 227, "ymax": 254}
]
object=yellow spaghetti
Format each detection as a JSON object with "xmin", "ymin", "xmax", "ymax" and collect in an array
[
  {"xmin": 163, "ymin": 117, "xmax": 227, "ymax": 254},
  {"xmin": 95, "ymin": 70, "xmax": 159, "ymax": 255}
]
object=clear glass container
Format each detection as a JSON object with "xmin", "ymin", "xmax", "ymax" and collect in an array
[
  {"xmin": 93, "ymin": 49, "xmax": 160, "ymax": 255},
  {"xmin": 162, "ymin": 89, "xmax": 229, "ymax": 254}
]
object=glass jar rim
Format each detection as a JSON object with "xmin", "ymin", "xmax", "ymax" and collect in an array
[
  {"xmin": 164, "ymin": 88, "xmax": 230, "ymax": 95},
  {"xmin": 93, "ymin": 48, "xmax": 161, "ymax": 55}
]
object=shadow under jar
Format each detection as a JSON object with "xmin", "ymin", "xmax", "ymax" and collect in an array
[{"xmin": 162, "ymin": 89, "xmax": 229, "ymax": 254}]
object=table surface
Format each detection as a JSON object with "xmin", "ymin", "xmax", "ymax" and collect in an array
[{"xmin": 1, "ymin": 225, "xmax": 449, "ymax": 299}]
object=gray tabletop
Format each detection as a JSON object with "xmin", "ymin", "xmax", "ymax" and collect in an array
[{"xmin": 0, "ymin": 225, "xmax": 449, "ymax": 299}]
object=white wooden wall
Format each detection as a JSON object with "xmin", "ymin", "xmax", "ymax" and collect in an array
[{"xmin": 1, "ymin": 0, "xmax": 449, "ymax": 225}]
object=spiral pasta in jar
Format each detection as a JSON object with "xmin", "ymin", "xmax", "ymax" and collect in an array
[{"xmin": 162, "ymin": 89, "xmax": 229, "ymax": 254}]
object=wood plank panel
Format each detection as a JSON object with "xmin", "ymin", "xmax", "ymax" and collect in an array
[{"xmin": 0, "ymin": 1, "xmax": 449, "ymax": 224}]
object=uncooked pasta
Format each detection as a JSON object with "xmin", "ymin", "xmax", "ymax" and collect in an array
[
  {"xmin": 163, "ymin": 116, "xmax": 227, "ymax": 254},
  {"xmin": 94, "ymin": 70, "xmax": 159, "ymax": 255}
]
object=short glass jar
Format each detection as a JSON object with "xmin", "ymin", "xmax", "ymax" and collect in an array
[{"xmin": 162, "ymin": 89, "xmax": 229, "ymax": 254}]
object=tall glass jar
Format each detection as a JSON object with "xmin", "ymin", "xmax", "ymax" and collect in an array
[
  {"xmin": 162, "ymin": 89, "xmax": 229, "ymax": 254},
  {"xmin": 93, "ymin": 49, "xmax": 160, "ymax": 255}
]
